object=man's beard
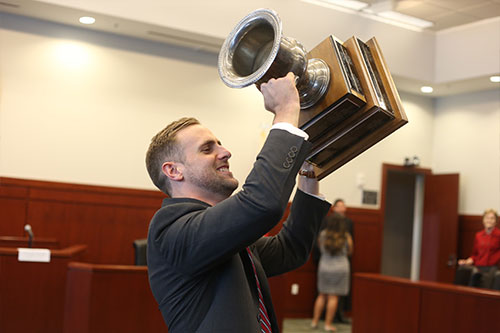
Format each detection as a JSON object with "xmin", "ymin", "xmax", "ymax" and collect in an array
[{"xmin": 184, "ymin": 166, "xmax": 238, "ymax": 199}]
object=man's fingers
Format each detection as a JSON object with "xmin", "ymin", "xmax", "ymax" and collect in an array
[{"xmin": 286, "ymin": 72, "xmax": 297, "ymax": 83}]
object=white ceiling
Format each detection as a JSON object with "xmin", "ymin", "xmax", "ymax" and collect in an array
[
  {"xmin": 0, "ymin": 0, "xmax": 499, "ymax": 97},
  {"xmin": 369, "ymin": 0, "xmax": 500, "ymax": 31},
  {"xmin": 3, "ymin": 0, "xmax": 499, "ymax": 32}
]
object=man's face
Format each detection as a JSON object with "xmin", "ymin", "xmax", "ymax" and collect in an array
[
  {"xmin": 175, "ymin": 124, "xmax": 239, "ymax": 200},
  {"xmin": 333, "ymin": 201, "xmax": 347, "ymax": 216},
  {"xmin": 483, "ymin": 212, "xmax": 497, "ymax": 230}
]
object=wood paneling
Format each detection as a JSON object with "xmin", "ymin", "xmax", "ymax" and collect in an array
[
  {"xmin": 458, "ymin": 215, "xmax": 483, "ymax": 260},
  {"xmin": 353, "ymin": 273, "xmax": 500, "ymax": 333},
  {"xmin": 353, "ymin": 274, "xmax": 420, "ymax": 333},
  {"xmin": 347, "ymin": 207, "xmax": 382, "ymax": 273},
  {"xmin": 0, "ymin": 177, "xmax": 165, "ymax": 264},
  {"xmin": 0, "ymin": 184, "xmax": 28, "ymax": 235},
  {"xmin": 0, "ymin": 245, "xmax": 86, "ymax": 333},
  {"xmin": 61, "ymin": 264, "xmax": 286, "ymax": 333},
  {"xmin": 420, "ymin": 287, "xmax": 500, "ymax": 333},
  {"xmin": 2, "ymin": 176, "xmax": 486, "ymax": 321},
  {"xmin": 63, "ymin": 262, "xmax": 167, "ymax": 333},
  {"xmin": 283, "ymin": 262, "xmax": 318, "ymax": 318}
]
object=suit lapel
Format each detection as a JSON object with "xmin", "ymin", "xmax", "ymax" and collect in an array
[{"xmin": 239, "ymin": 249, "xmax": 259, "ymax": 303}]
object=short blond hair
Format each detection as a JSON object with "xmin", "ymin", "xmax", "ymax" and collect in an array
[
  {"xmin": 145, "ymin": 117, "xmax": 200, "ymax": 196},
  {"xmin": 483, "ymin": 208, "xmax": 498, "ymax": 220}
]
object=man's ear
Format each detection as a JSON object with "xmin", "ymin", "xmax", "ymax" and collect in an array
[{"xmin": 161, "ymin": 161, "xmax": 184, "ymax": 181}]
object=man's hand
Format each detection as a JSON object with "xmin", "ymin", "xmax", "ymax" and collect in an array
[{"xmin": 260, "ymin": 72, "xmax": 300, "ymax": 127}]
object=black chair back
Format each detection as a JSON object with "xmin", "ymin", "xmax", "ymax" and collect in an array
[
  {"xmin": 491, "ymin": 270, "xmax": 500, "ymax": 291},
  {"xmin": 470, "ymin": 266, "xmax": 498, "ymax": 289},
  {"xmin": 453, "ymin": 265, "xmax": 475, "ymax": 286},
  {"xmin": 133, "ymin": 239, "xmax": 147, "ymax": 266}
]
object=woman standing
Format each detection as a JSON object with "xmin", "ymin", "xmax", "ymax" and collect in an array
[{"xmin": 311, "ymin": 214, "xmax": 353, "ymax": 332}]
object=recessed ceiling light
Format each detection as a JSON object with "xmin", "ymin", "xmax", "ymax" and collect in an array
[
  {"xmin": 79, "ymin": 16, "xmax": 95, "ymax": 25},
  {"xmin": 302, "ymin": 0, "xmax": 368, "ymax": 12},
  {"xmin": 490, "ymin": 75, "xmax": 500, "ymax": 83},
  {"xmin": 420, "ymin": 86, "xmax": 433, "ymax": 93},
  {"xmin": 322, "ymin": 0, "xmax": 369, "ymax": 10},
  {"xmin": 376, "ymin": 11, "xmax": 433, "ymax": 29}
]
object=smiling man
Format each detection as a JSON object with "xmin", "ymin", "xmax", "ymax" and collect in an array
[{"xmin": 145, "ymin": 73, "xmax": 331, "ymax": 332}]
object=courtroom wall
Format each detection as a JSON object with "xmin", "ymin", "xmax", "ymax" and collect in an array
[
  {"xmin": 432, "ymin": 89, "xmax": 500, "ymax": 215},
  {"xmin": 0, "ymin": 13, "xmax": 497, "ymax": 215},
  {"xmin": 0, "ymin": 13, "xmax": 267, "ymax": 193}
]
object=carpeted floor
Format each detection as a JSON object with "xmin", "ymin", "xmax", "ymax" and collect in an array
[{"xmin": 282, "ymin": 318, "xmax": 352, "ymax": 333}]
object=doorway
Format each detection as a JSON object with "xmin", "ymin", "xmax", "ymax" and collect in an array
[
  {"xmin": 380, "ymin": 164, "xmax": 459, "ymax": 283},
  {"xmin": 380, "ymin": 166, "xmax": 428, "ymax": 279}
]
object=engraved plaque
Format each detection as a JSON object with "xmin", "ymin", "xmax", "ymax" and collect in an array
[
  {"xmin": 307, "ymin": 37, "xmax": 408, "ymax": 179},
  {"xmin": 299, "ymin": 35, "xmax": 366, "ymax": 146}
]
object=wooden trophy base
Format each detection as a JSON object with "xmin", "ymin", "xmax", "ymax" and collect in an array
[
  {"xmin": 301, "ymin": 36, "xmax": 408, "ymax": 179},
  {"xmin": 299, "ymin": 36, "xmax": 366, "ymax": 145}
]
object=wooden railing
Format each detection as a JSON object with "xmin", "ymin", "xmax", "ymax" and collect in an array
[{"xmin": 353, "ymin": 273, "xmax": 500, "ymax": 333}]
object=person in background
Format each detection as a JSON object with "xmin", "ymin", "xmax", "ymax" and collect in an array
[
  {"xmin": 311, "ymin": 214, "xmax": 353, "ymax": 332},
  {"xmin": 331, "ymin": 199, "xmax": 353, "ymax": 239},
  {"xmin": 331, "ymin": 199, "xmax": 354, "ymax": 322},
  {"xmin": 144, "ymin": 73, "xmax": 331, "ymax": 332},
  {"xmin": 458, "ymin": 209, "xmax": 500, "ymax": 288}
]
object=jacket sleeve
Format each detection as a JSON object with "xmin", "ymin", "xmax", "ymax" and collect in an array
[{"xmin": 253, "ymin": 189, "xmax": 331, "ymax": 277}]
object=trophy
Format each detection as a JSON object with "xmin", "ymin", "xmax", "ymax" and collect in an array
[{"xmin": 218, "ymin": 9, "xmax": 408, "ymax": 179}]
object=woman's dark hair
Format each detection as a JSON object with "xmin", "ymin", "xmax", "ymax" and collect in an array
[{"xmin": 322, "ymin": 213, "xmax": 348, "ymax": 256}]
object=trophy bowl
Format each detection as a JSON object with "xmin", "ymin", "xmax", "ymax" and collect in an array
[{"xmin": 218, "ymin": 8, "xmax": 330, "ymax": 109}]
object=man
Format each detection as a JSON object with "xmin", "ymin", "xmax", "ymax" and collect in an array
[
  {"xmin": 332, "ymin": 199, "xmax": 354, "ymax": 238},
  {"xmin": 145, "ymin": 73, "xmax": 331, "ymax": 332}
]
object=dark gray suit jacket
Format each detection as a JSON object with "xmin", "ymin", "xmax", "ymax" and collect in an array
[{"xmin": 147, "ymin": 129, "xmax": 331, "ymax": 332}]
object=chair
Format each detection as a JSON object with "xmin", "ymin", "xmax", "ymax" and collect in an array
[
  {"xmin": 470, "ymin": 266, "xmax": 497, "ymax": 289},
  {"xmin": 492, "ymin": 270, "xmax": 500, "ymax": 291},
  {"xmin": 453, "ymin": 265, "xmax": 475, "ymax": 286},
  {"xmin": 133, "ymin": 239, "xmax": 147, "ymax": 266}
]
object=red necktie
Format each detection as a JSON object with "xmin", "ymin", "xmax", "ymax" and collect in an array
[{"xmin": 246, "ymin": 247, "xmax": 272, "ymax": 333}]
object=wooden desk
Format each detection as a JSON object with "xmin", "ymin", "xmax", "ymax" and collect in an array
[
  {"xmin": 63, "ymin": 262, "xmax": 167, "ymax": 333},
  {"xmin": 0, "ymin": 245, "xmax": 87, "ymax": 333},
  {"xmin": 0, "ymin": 236, "xmax": 59, "ymax": 249},
  {"xmin": 63, "ymin": 263, "xmax": 287, "ymax": 333},
  {"xmin": 353, "ymin": 273, "xmax": 500, "ymax": 333}
]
